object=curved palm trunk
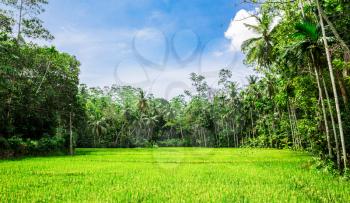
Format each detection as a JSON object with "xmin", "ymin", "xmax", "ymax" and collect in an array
[{"xmin": 316, "ymin": 0, "xmax": 347, "ymax": 169}]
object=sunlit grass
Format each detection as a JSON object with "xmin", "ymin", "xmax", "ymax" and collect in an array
[{"xmin": 0, "ymin": 148, "xmax": 349, "ymax": 202}]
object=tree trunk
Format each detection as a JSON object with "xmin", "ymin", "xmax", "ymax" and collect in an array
[
  {"xmin": 310, "ymin": 53, "xmax": 332, "ymax": 157},
  {"xmin": 69, "ymin": 112, "xmax": 74, "ymax": 155},
  {"xmin": 314, "ymin": 65, "xmax": 332, "ymax": 157},
  {"xmin": 322, "ymin": 76, "xmax": 341, "ymax": 169},
  {"xmin": 203, "ymin": 128, "xmax": 207, "ymax": 147},
  {"xmin": 335, "ymin": 71, "xmax": 349, "ymax": 108},
  {"xmin": 317, "ymin": 0, "xmax": 347, "ymax": 169},
  {"xmin": 250, "ymin": 108, "xmax": 255, "ymax": 138},
  {"xmin": 232, "ymin": 123, "xmax": 236, "ymax": 148},
  {"xmin": 287, "ymin": 100, "xmax": 296, "ymax": 148},
  {"xmin": 180, "ymin": 125, "xmax": 184, "ymax": 139},
  {"xmin": 319, "ymin": 7, "xmax": 350, "ymax": 57},
  {"xmin": 225, "ymin": 122, "xmax": 229, "ymax": 147},
  {"xmin": 17, "ymin": 0, "xmax": 24, "ymax": 41},
  {"xmin": 6, "ymin": 94, "xmax": 13, "ymax": 135},
  {"xmin": 299, "ymin": 0, "xmax": 305, "ymax": 17},
  {"xmin": 319, "ymin": 6, "xmax": 350, "ymax": 96},
  {"xmin": 291, "ymin": 105, "xmax": 301, "ymax": 149}
]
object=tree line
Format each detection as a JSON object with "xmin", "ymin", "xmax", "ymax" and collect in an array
[{"xmin": 0, "ymin": 0, "xmax": 349, "ymax": 173}]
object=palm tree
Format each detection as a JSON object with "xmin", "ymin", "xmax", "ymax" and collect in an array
[
  {"xmin": 138, "ymin": 90, "xmax": 148, "ymax": 113},
  {"xmin": 289, "ymin": 20, "xmax": 333, "ymax": 158},
  {"xmin": 89, "ymin": 117, "xmax": 108, "ymax": 147},
  {"xmin": 283, "ymin": 18, "xmax": 344, "ymax": 168},
  {"xmin": 144, "ymin": 115, "xmax": 158, "ymax": 141},
  {"xmin": 316, "ymin": 0, "xmax": 347, "ymax": 169},
  {"xmin": 241, "ymin": 11, "xmax": 276, "ymax": 69},
  {"xmin": 247, "ymin": 75, "xmax": 259, "ymax": 85},
  {"xmin": 246, "ymin": 75, "xmax": 259, "ymax": 138}
]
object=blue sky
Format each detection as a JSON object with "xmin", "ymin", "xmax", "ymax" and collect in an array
[{"xmin": 40, "ymin": 0, "xmax": 257, "ymax": 98}]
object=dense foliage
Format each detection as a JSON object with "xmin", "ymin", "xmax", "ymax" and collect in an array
[{"xmin": 0, "ymin": 0, "xmax": 82, "ymax": 157}]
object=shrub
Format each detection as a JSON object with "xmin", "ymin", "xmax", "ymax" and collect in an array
[
  {"xmin": 1, "ymin": 135, "xmax": 66, "ymax": 157},
  {"xmin": 157, "ymin": 139, "xmax": 186, "ymax": 147},
  {"xmin": 26, "ymin": 140, "xmax": 39, "ymax": 154},
  {"xmin": 7, "ymin": 136, "xmax": 27, "ymax": 155},
  {"xmin": 37, "ymin": 136, "xmax": 65, "ymax": 153}
]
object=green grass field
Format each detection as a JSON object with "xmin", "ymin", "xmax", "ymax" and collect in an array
[{"xmin": 0, "ymin": 148, "xmax": 349, "ymax": 202}]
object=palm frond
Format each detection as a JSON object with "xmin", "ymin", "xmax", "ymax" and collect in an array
[
  {"xmin": 243, "ymin": 23, "xmax": 261, "ymax": 34},
  {"xmin": 294, "ymin": 20, "xmax": 319, "ymax": 42},
  {"xmin": 241, "ymin": 37, "xmax": 262, "ymax": 52}
]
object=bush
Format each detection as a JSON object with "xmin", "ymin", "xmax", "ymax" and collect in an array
[
  {"xmin": 26, "ymin": 140, "xmax": 39, "ymax": 153},
  {"xmin": 157, "ymin": 139, "xmax": 186, "ymax": 147},
  {"xmin": 1, "ymin": 135, "xmax": 66, "ymax": 158},
  {"xmin": 7, "ymin": 136, "xmax": 27, "ymax": 155},
  {"xmin": 37, "ymin": 136, "xmax": 65, "ymax": 154},
  {"xmin": 134, "ymin": 139, "xmax": 152, "ymax": 148}
]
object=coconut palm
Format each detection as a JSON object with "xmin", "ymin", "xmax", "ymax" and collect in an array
[
  {"xmin": 89, "ymin": 117, "xmax": 108, "ymax": 147},
  {"xmin": 241, "ymin": 11, "xmax": 276, "ymax": 68}
]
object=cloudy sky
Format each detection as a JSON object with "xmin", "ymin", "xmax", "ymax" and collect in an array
[{"xmin": 39, "ymin": 0, "xmax": 257, "ymax": 99}]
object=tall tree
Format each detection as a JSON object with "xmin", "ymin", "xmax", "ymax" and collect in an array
[
  {"xmin": 0, "ymin": 0, "xmax": 53, "ymax": 41},
  {"xmin": 316, "ymin": 0, "xmax": 347, "ymax": 169}
]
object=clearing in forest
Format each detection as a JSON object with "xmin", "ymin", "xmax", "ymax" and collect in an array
[{"xmin": 0, "ymin": 148, "xmax": 349, "ymax": 202}]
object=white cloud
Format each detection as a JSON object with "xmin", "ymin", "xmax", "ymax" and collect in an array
[{"xmin": 224, "ymin": 9, "xmax": 258, "ymax": 52}]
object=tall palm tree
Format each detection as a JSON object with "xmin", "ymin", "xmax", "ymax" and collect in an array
[
  {"xmin": 246, "ymin": 75, "xmax": 259, "ymax": 139},
  {"xmin": 241, "ymin": 11, "xmax": 276, "ymax": 68},
  {"xmin": 287, "ymin": 19, "xmax": 341, "ymax": 167},
  {"xmin": 291, "ymin": 20, "xmax": 333, "ymax": 157},
  {"xmin": 316, "ymin": 0, "xmax": 347, "ymax": 169}
]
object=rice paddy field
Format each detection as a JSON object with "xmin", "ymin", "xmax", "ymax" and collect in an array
[{"xmin": 0, "ymin": 148, "xmax": 349, "ymax": 202}]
